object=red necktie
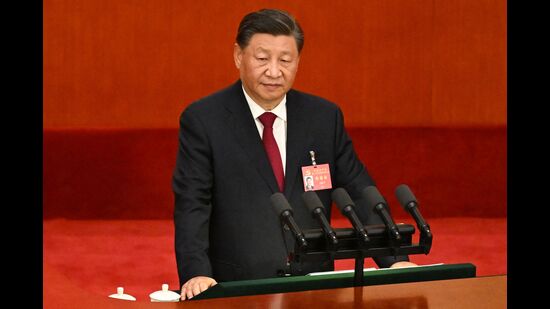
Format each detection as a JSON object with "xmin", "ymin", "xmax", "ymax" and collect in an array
[{"xmin": 258, "ymin": 112, "xmax": 285, "ymax": 192}]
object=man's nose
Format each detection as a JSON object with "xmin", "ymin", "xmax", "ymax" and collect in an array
[{"xmin": 265, "ymin": 60, "xmax": 282, "ymax": 78}]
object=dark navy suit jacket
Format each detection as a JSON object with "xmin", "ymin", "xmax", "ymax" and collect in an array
[{"xmin": 173, "ymin": 80, "xmax": 408, "ymax": 286}]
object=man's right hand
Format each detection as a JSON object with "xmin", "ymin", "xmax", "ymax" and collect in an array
[{"xmin": 180, "ymin": 276, "xmax": 218, "ymax": 301}]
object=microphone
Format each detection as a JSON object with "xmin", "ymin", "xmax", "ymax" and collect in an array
[
  {"xmin": 362, "ymin": 186, "xmax": 401, "ymax": 240},
  {"xmin": 270, "ymin": 193, "xmax": 307, "ymax": 248},
  {"xmin": 395, "ymin": 184, "xmax": 432, "ymax": 238},
  {"xmin": 302, "ymin": 191, "xmax": 338, "ymax": 245},
  {"xmin": 331, "ymin": 188, "xmax": 369, "ymax": 243}
]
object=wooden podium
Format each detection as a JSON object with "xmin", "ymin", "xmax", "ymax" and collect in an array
[
  {"xmin": 193, "ymin": 263, "xmax": 476, "ymax": 300},
  {"xmin": 57, "ymin": 264, "xmax": 506, "ymax": 308},
  {"xmin": 187, "ymin": 274, "xmax": 506, "ymax": 309}
]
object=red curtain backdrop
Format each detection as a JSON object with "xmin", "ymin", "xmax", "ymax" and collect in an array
[{"xmin": 43, "ymin": 0, "xmax": 506, "ymax": 129}]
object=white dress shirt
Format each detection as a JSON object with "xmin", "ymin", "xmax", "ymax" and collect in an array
[{"xmin": 242, "ymin": 86, "xmax": 287, "ymax": 175}]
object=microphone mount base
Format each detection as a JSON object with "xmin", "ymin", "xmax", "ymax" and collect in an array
[{"xmin": 291, "ymin": 223, "xmax": 433, "ymax": 286}]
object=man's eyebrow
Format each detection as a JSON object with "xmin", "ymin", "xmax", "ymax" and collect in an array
[
  {"xmin": 255, "ymin": 47, "xmax": 270, "ymax": 53},
  {"xmin": 255, "ymin": 47, "xmax": 292, "ymax": 55}
]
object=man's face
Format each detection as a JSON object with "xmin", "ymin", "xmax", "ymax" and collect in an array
[{"xmin": 234, "ymin": 33, "xmax": 300, "ymax": 109}]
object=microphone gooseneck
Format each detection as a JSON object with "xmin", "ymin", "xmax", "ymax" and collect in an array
[
  {"xmin": 395, "ymin": 184, "xmax": 432, "ymax": 238},
  {"xmin": 270, "ymin": 193, "xmax": 308, "ymax": 248},
  {"xmin": 302, "ymin": 191, "xmax": 338, "ymax": 245},
  {"xmin": 331, "ymin": 188, "xmax": 370, "ymax": 243},
  {"xmin": 362, "ymin": 186, "xmax": 401, "ymax": 240}
]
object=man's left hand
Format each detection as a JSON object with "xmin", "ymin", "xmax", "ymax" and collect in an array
[{"xmin": 390, "ymin": 261, "xmax": 418, "ymax": 268}]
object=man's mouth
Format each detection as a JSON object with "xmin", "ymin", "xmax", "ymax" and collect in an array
[{"xmin": 262, "ymin": 83, "xmax": 282, "ymax": 90}]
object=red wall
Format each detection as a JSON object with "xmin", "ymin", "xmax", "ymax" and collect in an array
[
  {"xmin": 43, "ymin": 128, "xmax": 507, "ymax": 219},
  {"xmin": 44, "ymin": 0, "xmax": 506, "ymax": 129}
]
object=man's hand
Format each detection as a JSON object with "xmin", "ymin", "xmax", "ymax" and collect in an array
[
  {"xmin": 390, "ymin": 261, "xmax": 418, "ymax": 268},
  {"xmin": 180, "ymin": 276, "xmax": 218, "ymax": 301}
]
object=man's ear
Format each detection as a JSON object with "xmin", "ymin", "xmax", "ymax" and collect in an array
[{"xmin": 233, "ymin": 43, "xmax": 243, "ymax": 69}]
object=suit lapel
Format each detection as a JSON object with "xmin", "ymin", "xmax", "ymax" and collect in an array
[
  {"xmin": 284, "ymin": 90, "xmax": 311, "ymax": 198},
  {"xmin": 223, "ymin": 81, "xmax": 280, "ymax": 193}
]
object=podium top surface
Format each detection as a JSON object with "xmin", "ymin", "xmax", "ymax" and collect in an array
[{"xmin": 194, "ymin": 262, "xmax": 476, "ymax": 300}]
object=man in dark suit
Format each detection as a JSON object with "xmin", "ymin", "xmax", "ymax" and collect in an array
[{"xmin": 173, "ymin": 8, "xmax": 415, "ymax": 300}]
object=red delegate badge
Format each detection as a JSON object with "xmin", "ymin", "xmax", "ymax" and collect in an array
[{"xmin": 302, "ymin": 164, "xmax": 332, "ymax": 191}]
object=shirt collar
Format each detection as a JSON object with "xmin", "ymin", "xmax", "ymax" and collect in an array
[{"xmin": 242, "ymin": 85, "xmax": 287, "ymax": 122}]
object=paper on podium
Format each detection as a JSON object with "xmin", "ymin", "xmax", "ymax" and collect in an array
[
  {"xmin": 307, "ymin": 268, "xmax": 377, "ymax": 276},
  {"xmin": 306, "ymin": 263, "xmax": 444, "ymax": 276},
  {"xmin": 385, "ymin": 263, "xmax": 444, "ymax": 270}
]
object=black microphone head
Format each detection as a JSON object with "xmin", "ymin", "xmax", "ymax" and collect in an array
[
  {"xmin": 270, "ymin": 192, "xmax": 292, "ymax": 216},
  {"xmin": 395, "ymin": 184, "xmax": 418, "ymax": 209},
  {"xmin": 331, "ymin": 188, "xmax": 355, "ymax": 212},
  {"xmin": 302, "ymin": 191, "xmax": 325, "ymax": 214},
  {"xmin": 362, "ymin": 186, "xmax": 386, "ymax": 209}
]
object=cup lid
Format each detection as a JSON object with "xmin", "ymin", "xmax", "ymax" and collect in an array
[
  {"xmin": 108, "ymin": 287, "xmax": 136, "ymax": 301},
  {"xmin": 149, "ymin": 284, "xmax": 180, "ymax": 302}
]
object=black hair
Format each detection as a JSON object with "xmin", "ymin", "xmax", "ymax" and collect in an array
[{"xmin": 236, "ymin": 8, "xmax": 304, "ymax": 53}]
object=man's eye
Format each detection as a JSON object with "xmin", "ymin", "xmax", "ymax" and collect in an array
[{"xmin": 257, "ymin": 57, "xmax": 268, "ymax": 61}]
